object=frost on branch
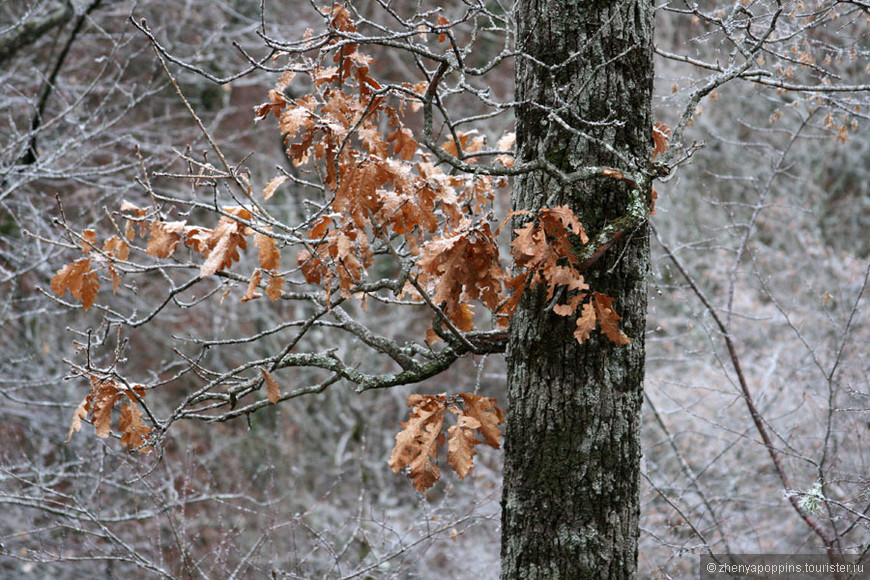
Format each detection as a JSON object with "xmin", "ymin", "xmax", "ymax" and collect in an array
[{"xmin": 389, "ymin": 393, "xmax": 504, "ymax": 492}]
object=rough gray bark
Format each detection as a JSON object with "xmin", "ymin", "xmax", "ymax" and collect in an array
[{"xmin": 501, "ymin": 1, "xmax": 654, "ymax": 578}]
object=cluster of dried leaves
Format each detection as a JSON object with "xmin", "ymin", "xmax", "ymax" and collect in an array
[
  {"xmin": 51, "ymin": 201, "xmax": 285, "ymax": 310},
  {"xmin": 67, "ymin": 374, "xmax": 152, "ymax": 453},
  {"xmin": 388, "ymin": 393, "xmax": 504, "ymax": 492},
  {"xmin": 508, "ymin": 206, "xmax": 630, "ymax": 344},
  {"xmin": 51, "ymin": 5, "xmax": 654, "ymax": 486}
]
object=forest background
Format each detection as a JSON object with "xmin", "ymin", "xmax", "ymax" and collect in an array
[{"xmin": 1, "ymin": 0, "xmax": 869, "ymax": 578}]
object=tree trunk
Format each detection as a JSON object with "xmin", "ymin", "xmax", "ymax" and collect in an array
[{"xmin": 501, "ymin": 1, "xmax": 654, "ymax": 578}]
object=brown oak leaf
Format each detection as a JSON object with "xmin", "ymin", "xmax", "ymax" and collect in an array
[
  {"xmin": 459, "ymin": 393, "xmax": 504, "ymax": 449},
  {"xmin": 592, "ymin": 292, "xmax": 631, "ymax": 345},
  {"xmin": 389, "ymin": 395, "xmax": 446, "ymax": 492},
  {"xmin": 254, "ymin": 231, "xmax": 281, "ymax": 271},
  {"xmin": 146, "ymin": 220, "xmax": 186, "ymax": 258},
  {"xmin": 447, "ymin": 414, "xmax": 481, "ymax": 479},
  {"xmin": 88, "ymin": 378, "xmax": 121, "ymax": 439},
  {"xmin": 261, "ymin": 369, "xmax": 280, "ymax": 404},
  {"xmin": 66, "ymin": 398, "xmax": 89, "ymax": 443},
  {"xmin": 241, "ymin": 269, "xmax": 263, "ymax": 302},
  {"xmin": 265, "ymin": 273, "xmax": 285, "ymax": 301},
  {"xmin": 262, "ymin": 175, "xmax": 288, "ymax": 200},
  {"xmin": 51, "ymin": 258, "xmax": 100, "ymax": 311},
  {"xmin": 574, "ymin": 301, "xmax": 598, "ymax": 344},
  {"xmin": 652, "ymin": 122, "xmax": 671, "ymax": 160},
  {"xmin": 118, "ymin": 401, "xmax": 152, "ymax": 452}
]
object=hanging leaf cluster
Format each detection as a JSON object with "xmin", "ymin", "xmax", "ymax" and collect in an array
[
  {"xmin": 388, "ymin": 393, "xmax": 504, "ymax": 492},
  {"xmin": 67, "ymin": 374, "xmax": 152, "ymax": 453}
]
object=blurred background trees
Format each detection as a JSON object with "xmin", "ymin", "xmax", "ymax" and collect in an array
[{"xmin": 1, "ymin": 0, "xmax": 868, "ymax": 578}]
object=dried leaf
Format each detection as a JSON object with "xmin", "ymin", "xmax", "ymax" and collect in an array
[
  {"xmin": 118, "ymin": 401, "xmax": 152, "ymax": 452},
  {"xmin": 447, "ymin": 414, "xmax": 481, "ymax": 479},
  {"xmin": 652, "ymin": 122, "xmax": 670, "ymax": 160},
  {"xmin": 241, "ymin": 269, "xmax": 263, "ymax": 302},
  {"xmin": 275, "ymin": 70, "xmax": 296, "ymax": 93},
  {"xmin": 592, "ymin": 292, "xmax": 631, "ymax": 345},
  {"xmin": 200, "ymin": 233, "xmax": 235, "ymax": 277},
  {"xmin": 279, "ymin": 105, "xmax": 315, "ymax": 142},
  {"xmin": 89, "ymin": 378, "xmax": 120, "ymax": 439},
  {"xmin": 261, "ymin": 369, "xmax": 280, "ymax": 404},
  {"xmin": 263, "ymin": 175, "xmax": 288, "ymax": 200},
  {"xmin": 223, "ymin": 206, "xmax": 253, "ymax": 221},
  {"xmin": 454, "ymin": 302, "xmax": 475, "ymax": 332},
  {"xmin": 542, "ymin": 205, "xmax": 586, "ymax": 240},
  {"xmin": 146, "ymin": 221, "xmax": 186, "ymax": 258},
  {"xmin": 119, "ymin": 200, "xmax": 143, "ymax": 213},
  {"xmin": 254, "ymin": 89, "xmax": 287, "ymax": 120},
  {"xmin": 81, "ymin": 229, "xmax": 98, "ymax": 253},
  {"xmin": 553, "ymin": 293, "xmax": 586, "ymax": 317},
  {"xmin": 103, "ymin": 235, "xmax": 130, "ymax": 260},
  {"xmin": 573, "ymin": 301, "xmax": 597, "ymax": 344},
  {"xmin": 199, "ymin": 216, "xmax": 248, "ymax": 277},
  {"xmin": 312, "ymin": 66, "xmax": 339, "ymax": 86},
  {"xmin": 297, "ymin": 248, "xmax": 324, "ymax": 284},
  {"xmin": 404, "ymin": 80, "xmax": 429, "ymax": 112},
  {"xmin": 66, "ymin": 398, "xmax": 88, "ymax": 443},
  {"xmin": 51, "ymin": 258, "xmax": 100, "ymax": 311},
  {"xmin": 183, "ymin": 226, "xmax": 213, "ymax": 256},
  {"xmin": 459, "ymin": 393, "xmax": 503, "ymax": 449},
  {"xmin": 389, "ymin": 395, "xmax": 446, "ymax": 492},
  {"xmin": 387, "ymin": 127, "xmax": 418, "ymax": 160},
  {"xmin": 107, "ymin": 263, "xmax": 122, "ymax": 294},
  {"xmin": 418, "ymin": 225, "xmax": 505, "ymax": 329},
  {"xmin": 407, "ymin": 420, "xmax": 444, "ymax": 492},
  {"xmin": 120, "ymin": 202, "xmax": 148, "ymax": 241},
  {"xmin": 496, "ymin": 132, "xmax": 515, "ymax": 167},
  {"xmin": 359, "ymin": 126, "xmax": 388, "ymax": 156},
  {"xmin": 436, "ymin": 15, "xmax": 450, "ymax": 43},
  {"xmin": 326, "ymin": 3, "xmax": 356, "ymax": 32},
  {"xmin": 254, "ymin": 231, "xmax": 281, "ymax": 271},
  {"xmin": 510, "ymin": 221, "xmax": 547, "ymax": 266},
  {"xmin": 308, "ymin": 216, "xmax": 332, "ymax": 239},
  {"xmin": 545, "ymin": 266, "xmax": 588, "ymax": 298},
  {"xmin": 442, "ymin": 130, "xmax": 483, "ymax": 160},
  {"xmin": 266, "ymin": 273, "xmax": 285, "ymax": 301}
]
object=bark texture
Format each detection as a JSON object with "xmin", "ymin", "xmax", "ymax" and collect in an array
[{"xmin": 501, "ymin": 1, "xmax": 654, "ymax": 578}]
